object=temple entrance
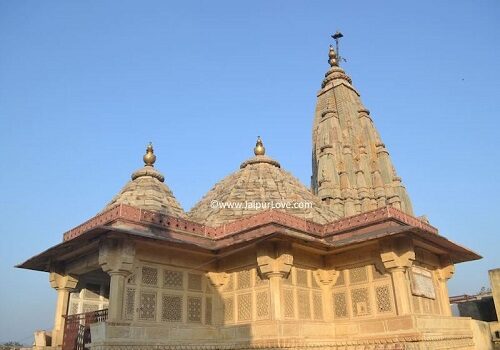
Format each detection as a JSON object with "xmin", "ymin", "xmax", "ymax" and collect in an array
[
  {"xmin": 62, "ymin": 269, "xmax": 110, "ymax": 350},
  {"xmin": 62, "ymin": 309, "xmax": 108, "ymax": 350}
]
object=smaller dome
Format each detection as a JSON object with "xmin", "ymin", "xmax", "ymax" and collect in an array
[
  {"xmin": 188, "ymin": 138, "xmax": 339, "ymax": 226},
  {"xmin": 104, "ymin": 143, "xmax": 186, "ymax": 218}
]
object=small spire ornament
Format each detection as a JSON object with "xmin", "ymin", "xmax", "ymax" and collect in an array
[
  {"xmin": 328, "ymin": 46, "xmax": 338, "ymax": 67},
  {"xmin": 143, "ymin": 142, "xmax": 156, "ymax": 167},
  {"xmin": 254, "ymin": 136, "xmax": 265, "ymax": 156}
]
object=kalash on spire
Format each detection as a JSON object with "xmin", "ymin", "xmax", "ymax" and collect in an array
[{"xmin": 311, "ymin": 37, "xmax": 413, "ymax": 218}]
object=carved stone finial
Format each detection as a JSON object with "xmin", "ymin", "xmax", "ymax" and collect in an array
[
  {"xmin": 328, "ymin": 46, "xmax": 338, "ymax": 67},
  {"xmin": 254, "ymin": 136, "xmax": 265, "ymax": 156},
  {"xmin": 143, "ymin": 142, "xmax": 156, "ymax": 167}
]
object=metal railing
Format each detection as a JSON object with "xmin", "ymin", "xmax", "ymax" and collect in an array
[{"xmin": 62, "ymin": 309, "xmax": 108, "ymax": 350}]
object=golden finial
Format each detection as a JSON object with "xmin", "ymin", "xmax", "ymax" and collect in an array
[
  {"xmin": 143, "ymin": 142, "xmax": 156, "ymax": 167},
  {"xmin": 254, "ymin": 136, "xmax": 265, "ymax": 156},
  {"xmin": 328, "ymin": 45, "xmax": 338, "ymax": 67}
]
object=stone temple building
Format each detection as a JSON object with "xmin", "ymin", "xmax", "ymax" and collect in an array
[{"xmin": 19, "ymin": 45, "xmax": 490, "ymax": 350}]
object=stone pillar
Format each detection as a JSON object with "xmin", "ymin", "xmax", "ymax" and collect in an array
[
  {"xmin": 257, "ymin": 241, "xmax": 293, "ymax": 320},
  {"xmin": 49, "ymin": 271, "xmax": 78, "ymax": 347},
  {"xmin": 314, "ymin": 268, "xmax": 338, "ymax": 321},
  {"xmin": 98, "ymin": 238, "xmax": 135, "ymax": 322},
  {"xmin": 437, "ymin": 257, "xmax": 455, "ymax": 316},
  {"xmin": 380, "ymin": 236, "xmax": 415, "ymax": 315},
  {"xmin": 489, "ymin": 268, "xmax": 500, "ymax": 321},
  {"xmin": 206, "ymin": 272, "xmax": 229, "ymax": 326}
]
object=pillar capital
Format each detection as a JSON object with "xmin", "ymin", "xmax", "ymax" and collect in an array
[
  {"xmin": 49, "ymin": 271, "xmax": 78, "ymax": 291},
  {"xmin": 256, "ymin": 241, "xmax": 293, "ymax": 279},
  {"xmin": 380, "ymin": 236, "xmax": 415, "ymax": 272},
  {"xmin": 98, "ymin": 237, "xmax": 135, "ymax": 276},
  {"xmin": 313, "ymin": 268, "xmax": 339, "ymax": 289},
  {"xmin": 206, "ymin": 272, "xmax": 229, "ymax": 290},
  {"xmin": 437, "ymin": 256, "xmax": 455, "ymax": 281}
]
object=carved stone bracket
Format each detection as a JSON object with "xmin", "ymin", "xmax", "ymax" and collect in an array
[
  {"xmin": 206, "ymin": 272, "xmax": 229, "ymax": 291},
  {"xmin": 99, "ymin": 237, "xmax": 135, "ymax": 277},
  {"xmin": 313, "ymin": 268, "xmax": 339, "ymax": 289},
  {"xmin": 437, "ymin": 256, "xmax": 455, "ymax": 282},
  {"xmin": 49, "ymin": 270, "xmax": 78, "ymax": 291},
  {"xmin": 379, "ymin": 236, "xmax": 415, "ymax": 315},
  {"xmin": 380, "ymin": 236, "xmax": 415, "ymax": 271},
  {"xmin": 257, "ymin": 241, "xmax": 293, "ymax": 279}
]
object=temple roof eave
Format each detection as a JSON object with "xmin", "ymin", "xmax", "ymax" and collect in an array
[{"xmin": 16, "ymin": 204, "xmax": 480, "ymax": 272}]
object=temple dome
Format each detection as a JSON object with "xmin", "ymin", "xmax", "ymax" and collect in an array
[
  {"xmin": 188, "ymin": 137, "xmax": 339, "ymax": 226},
  {"xmin": 104, "ymin": 143, "xmax": 186, "ymax": 218}
]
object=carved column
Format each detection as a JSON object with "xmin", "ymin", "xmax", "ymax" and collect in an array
[
  {"xmin": 380, "ymin": 237, "xmax": 415, "ymax": 315},
  {"xmin": 313, "ymin": 268, "xmax": 338, "ymax": 321},
  {"xmin": 206, "ymin": 271, "xmax": 229, "ymax": 325},
  {"xmin": 98, "ymin": 238, "xmax": 135, "ymax": 322},
  {"xmin": 257, "ymin": 241, "xmax": 293, "ymax": 320},
  {"xmin": 437, "ymin": 256, "xmax": 455, "ymax": 316},
  {"xmin": 49, "ymin": 270, "xmax": 78, "ymax": 347}
]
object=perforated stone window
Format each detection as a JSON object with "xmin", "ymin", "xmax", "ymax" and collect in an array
[
  {"xmin": 223, "ymin": 296, "xmax": 234, "ymax": 322},
  {"xmin": 205, "ymin": 297, "xmax": 212, "ymax": 324},
  {"xmin": 237, "ymin": 293, "xmax": 252, "ymax": 321},
  {"xmin": 187, "ymin": 273, "xmax": 202, "ymax": 291},
  {"xmin": 124, "ymin": 288, "xmax": 135, "ymax": 320},
  {"xmin": 163, "ymin": 270, "xmax": 183, "ymax": 290},
  {"xmin": 296, "ymin": 268, "xmax": 308, "ymax": 287},
  {"xmin": 70, "ymin": 302, "xmax": 79, "ymax": 315},
  {"xmin": 161, "ymin": 295, "xmax": 182, "ymax": 322},
  {"xmin": 225, "ymin": 274, "xmax": 234, "ymax": 292},
  {"xmin": 297, "ymin": 290, "xmax": 311, "ymax": 319},
  {"xmin": 142, "ymin": 267, "xmax": 158, "ymax": 286},
  {"xmin": 139, "ymin": 292, "xmax": 157, "ymax": 320},
  {"xmin": 313, "ymin": 292, "xmax": 323, "ymax": 320},
  {"xmin": 256, "ymin": 291, "xmax": 270, "ymax": 319},
  {"xmin": 333, "ymin": 292, "xmax": 348, "ymax": 318},
  {"xmin": 351, "ymin": 288, "xmax": 370, "ymax": 316},
  {"xmin": 349, "ymin": 266, "xmax": 368, "ymax": 284},
  {"xmin": 82, "ymin": 303, "xmax": 99, "ymax": 313},
  {"xmin": 375, "ymin": 285, "xmax": 392, "ymax": 313},
  {"xmin": 237, "ymin": 270, "xmax": 252, "ymax": 290},
  {"xmin": 187, "ymin": 296, "xmax": 202, "ymax": 322},
  {"xmin": 283, "ymin": 288, "xmax": 294, "ymax": 318}
]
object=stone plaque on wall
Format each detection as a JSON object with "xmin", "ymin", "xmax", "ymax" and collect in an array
[{"xmin": 410, "ymin": 266, "xmax": 436, "ymax": 299}]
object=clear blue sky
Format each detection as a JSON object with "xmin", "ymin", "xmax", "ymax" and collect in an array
[{"xmin": 1, "ymin": 0, "xmax": 499, "ymax": 344}]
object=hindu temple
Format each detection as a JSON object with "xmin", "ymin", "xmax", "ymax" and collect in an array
[{"xmin": 18, "ymin": 43, "xmax": 491, "ymax": 350}]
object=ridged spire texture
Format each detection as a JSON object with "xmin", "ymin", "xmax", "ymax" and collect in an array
[
  {"xmin": 104, "ymin": 144, "xmax": 186, "ymax": 218},
  {"xmin": 311, "ymin": 46, "xmax": 413, "ymax": 217}
]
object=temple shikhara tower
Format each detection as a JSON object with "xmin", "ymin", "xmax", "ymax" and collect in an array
[
  {"xmin": 19, "ymin": 42, "xmax": 489, "ymax": 350},
  {"xmin": 311, "ymin": 46, "xmax": 412, "ymax": 218}
]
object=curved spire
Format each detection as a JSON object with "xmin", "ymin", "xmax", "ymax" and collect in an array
[
  {"xmin": 312, "ymin": 39, "xmax": 414, "ymax": 217},
  {"xmin": 103, "ymin": 144, "xmax": 186, "ymax": 217},
  {"xmin": 254, "ymin": 136, "xmax": 265, "ymax": 156}
]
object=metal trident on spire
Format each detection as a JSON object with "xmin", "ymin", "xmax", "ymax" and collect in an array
[{"xmin": 331, "ymin": 31, "xmax": 345, "ymax": 66}]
